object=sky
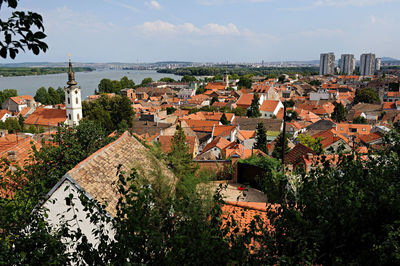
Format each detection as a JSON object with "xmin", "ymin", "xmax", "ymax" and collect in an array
[{"xmin": 2, "ymin": 0, "xmax": 400, "ymax": 63}]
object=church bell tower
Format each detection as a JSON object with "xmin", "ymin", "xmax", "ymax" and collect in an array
[{"xmin": 64, "ymin": 55, "xmax": 82, "ymax": 126}]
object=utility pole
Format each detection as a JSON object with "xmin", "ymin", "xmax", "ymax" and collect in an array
[{"xmin": 281, "ymin": 101, "xmax": 287, "ymax": 170}]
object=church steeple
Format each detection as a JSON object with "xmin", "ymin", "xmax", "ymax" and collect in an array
[
  {"xmin": 64, "ymin": 54, "xmax": 82, "ymax": 126},
  {"xmin": 67, "ymin": 54, "xmax": 77, "ymax": 86}
]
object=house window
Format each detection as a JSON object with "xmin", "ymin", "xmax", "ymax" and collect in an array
[
  {"xmin": 350, "ymin": 128, "xmax": 357, "ymax": 133},
  {"xmin": 77, "ymin": 113, "xmax": 80, "ymax": 120},
  {"xmin": 68, "ymin": 114, "xmax": 71, "ymax": 120},
  {"xmin": 76, "ymin": 97, "xmax": 79, "ymax": 104}
]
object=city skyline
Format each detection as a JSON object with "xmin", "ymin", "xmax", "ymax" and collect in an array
[{"xmin": 2, "ymin": 0, "xmax": 400, "ymax": 63}]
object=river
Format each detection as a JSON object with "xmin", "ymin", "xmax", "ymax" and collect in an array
[{"xmin": 0, "ymin": 70, "xmax": 178, "ymax": 99}]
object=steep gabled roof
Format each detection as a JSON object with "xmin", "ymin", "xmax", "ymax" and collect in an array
[
  {"xmin": 60, "ymin": 132, "xmax": 176, "ymax": 216},
  {"xmin": 285, "ymin": 143, "xmax": 315, "ymax": 165},
  {"xmin": 24, "ymin": 108, "xmax": 66, "ymax": 127}
]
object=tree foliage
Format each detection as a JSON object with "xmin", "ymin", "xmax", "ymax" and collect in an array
[
  {"xmin": 332, "ymin": 102, "xmax": 347, "ymax": 122},
  {"xmin": 98, "ymin": 76, "xmax": 135, "ymax": 94},
  {"xmin": 0, "ymin": 89, "xmax": 17, "ymax": 105},
  {"xmin": 296, "ymin": 133, "xmax": 323, "ymax": 154},
  {"xmin": 353, "ymin": 116, "xmax": 368, "ymax": 124},
  {"xmin": 34, "ymin": 86, "xmax": 64, "ymax": 105},
  {"xmin": 272, "ymin": 132, "xmax": 290, "ymax": 159},
  {"xmin": 0, "ymin": 0, "xmax": 48, "ymax": 59},
  {"xmin": 0, "ymin": 117, "xmax": 20, "ymax": 133},
  {"xmin": 181, "ymin": 75, "xmax": 197, "ymax": 82},
  {"xmin": 247, "ymin": 93, "xmax": 261, "ymax": 118},
  {"xmin": 253, "ymin": 122, "xmax": 268, "ymax": 154},
  {"xmin": 238, "ymin": 76, "xmax": 252, "ymax": 89},
  {"xmin": 220, "ymin": 113, "xmax": 229, "ymax": 125},
  {"xmin": 168, "ymin": 125, "xmax": 198, "ymax": 178},
  {"xmin": 82, "ymin": 94, "xmax": 135, "ymax": 133},
  {"xmin": 354, "ymin": 88, "xmax": 380, "ymax": 104}
]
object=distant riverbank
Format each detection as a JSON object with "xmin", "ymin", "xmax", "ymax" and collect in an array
[
  {"xmin": 0, "ymin": 67, "xmax": 94, "ymax": 77},
  {"xmin": 0, "ymin": 69, "xmax": 178, "ymax": 99}
]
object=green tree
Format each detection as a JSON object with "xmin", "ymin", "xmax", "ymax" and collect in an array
[
  {"xmin": 353, "ymin": 116, "xmax": 368, "ymax": 124},
  {"xmin": 233, "ymin": 107, "xmax": 247, "ymax": 116},
  {"xmin": 247, "ymin": 93, "xmax": 261, "ymax": 118},
  {"xmin": 272, "ymin": 132, "xmax": 290, "ymax": 159},
  {"xmin": 253, "ymin": 122, "xmax": 268, "ymax": 154},
  {"xmin": 166, "ymin": 107, "xmax": 176, "ymax": 115},
  {"xmin": 332, "ymin": 102, "xmax": 347, "ymax": 122},
  {"xmin": 141, "ymin": 77, "xmax": 153, "ymax": 86},
  {"xmin": 238, "ymin": 76, "xmax": 252, "ymax": 89},
  {"xmin": 210, "ymin": 96, "xmax": 218, "ymax": 106},
  {"xmin": 254, "ymin": 131, "xmax": 400, "ymax": 264},
  {"xmin": 47, "ymin": 86, "xmax": 60, "ymax": 104},
  {"xmin": 181, "ymin": 75, "xmax": 197, "ymax": 82},
  {"xmin": 119, "ymin": 76, "xmax": 135, "ymax": 88},
  {"xmin": 296, "ymin": 133, "xmax": 323, "ymax": 154},
  {"xmin": 2, "ymin": 117, "xmax": 21, "ymax": 133},
  {"xmin": 354, "ymin": 88, "xmax": 380, "ymax": 104},
  {"xmin": 0, "ymin": 89, "xmax": 17, "ymax": 105},
  {"xmin": 220, "ymin": 113, "xmax": 229, "ymax": 125},
  {"xmin": 18, "ymin": 114, "xmax": 24, "ymax": 129},
  {"xmin": 0, "ymin": 0, "xmax": 48, "ymax": 59},
  {"xmin": 286, "ymin": 110, "xmax": 298, "ymax": 121},
  {"xmin": 34, "ymin": 87, "xmax": 49, "ymax": 104},
  {"xmin": 82, "ymin": 94, "xmax": 135, "ymax": 133},
  {"xmin": 168, "ymin": 125, "xmax": 197, "ymax": 178},
  {"xmin": 278, "ymin": 75, "xmax": 286, "ymax": 83},
  {"xmin": 98, "ymin": 78, "xmax": 114, "ymax": 94},
  {"xmin": 159, "ymin": 77, "xmax": 175, "ymax": 82},
  {"xmin": 27, "ymin": 124, "xmax": 37, "ymax": 133},
  {"xmin": 309, "ymin": 79, "xmax": 322, "ymax": 86},
  {"xmin": 56, "ymin": 87, "xmax": 65, "ymax": 102}
]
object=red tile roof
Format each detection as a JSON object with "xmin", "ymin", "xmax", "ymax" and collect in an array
[
  {"xmin": 260, "ymin": 100, "xmax": 280, "ymax": 113},
  {"xmin": 202, "ymin": 136, "xmax": 231, "ymax": 154},
  {"xmin": 182, "ymin": 119, "xmax": 219, "ymax": 132},
  {"xmin": 158, "ymin": 135, "xmax": 196, "ymax": 155},
  {"xmin": 205, "ymin": 82, "xmax": 226, "ymax": 91},
  {"xmin": 311, "ymin": 128, "xmax": 349, "ymax": 149},
  {"xmin": 24, "ymin": 108, "xmax": 66, "ymax": 127},
  {"xmin": 236, "ymin": 94, "xmax": 254, "ymax": 109},
  {"xmin": 285, "ymin": 143, "xmax": 315, "ymax": 165}
]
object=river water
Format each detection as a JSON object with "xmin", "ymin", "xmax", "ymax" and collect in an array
[{"xmin": 0, "ymin": 70, "xmax": 178, "ymax": 99}]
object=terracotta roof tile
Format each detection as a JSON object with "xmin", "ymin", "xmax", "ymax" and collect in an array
[
  {"xmin": 24, "ymin": 108, "xmax": 66, "ymax": 127},
  {"xmin": 285, "ymin": 143, "xmax": 315, "ymax": 165},
  {"xmin": 67, "ymin": 132, "xmax": 176, "ymax": 216}
]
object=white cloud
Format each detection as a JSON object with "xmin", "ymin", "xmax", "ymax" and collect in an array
[
  {"xmin": 138, "ymin": 20, "xmax": 242, "ymax": 35},
  {"xmin": 314, "ymin": 0, "xmax": 398, "ymax": 7},
  {"xmin": 104, "ymin": 0, "xmax": 140, "ymax": 13},
  {"xmin": 203, "ymin": 23, "xmax": 240, "ymax": 35},
  {"xmin": 145, "ymin": 0, "xmax": 161, "ymax": 9}
]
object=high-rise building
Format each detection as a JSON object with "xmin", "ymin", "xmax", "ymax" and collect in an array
[
  {"xmin": 375, "ymin": 58, "xmax": 382, "ymax": 71},
  {"xmin": 319, "ymin": 53, "xmax": 335, "ymax": 75},
  {"xmin": 340, "ymin": 54, "xmax": 356, "ymax": 75},
  {"xmin": 64, "ymin": 56, "xmax": 82, "ymax": 126},
  {"xmin": 359, "ymin": 53, "xmax": 376, "ymax": 76}
]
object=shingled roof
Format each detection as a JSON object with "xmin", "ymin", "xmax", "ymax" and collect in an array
[
  {"xmin": 233, "ymin": 117, "xmax": 283, "ymax": 132},
  {"xmin": 47, "ymin": 132, "xmax": 176, "ymax": 216}
]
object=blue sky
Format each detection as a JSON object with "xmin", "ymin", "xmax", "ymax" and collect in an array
[{"xmin": 2, "ymin": 0, "xmax": 400, "ymax": 63}]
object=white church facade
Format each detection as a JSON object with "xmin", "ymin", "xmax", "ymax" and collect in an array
[{"xmin": 64, "ymin": 57, "xmax": 82, "ymax": 126}]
